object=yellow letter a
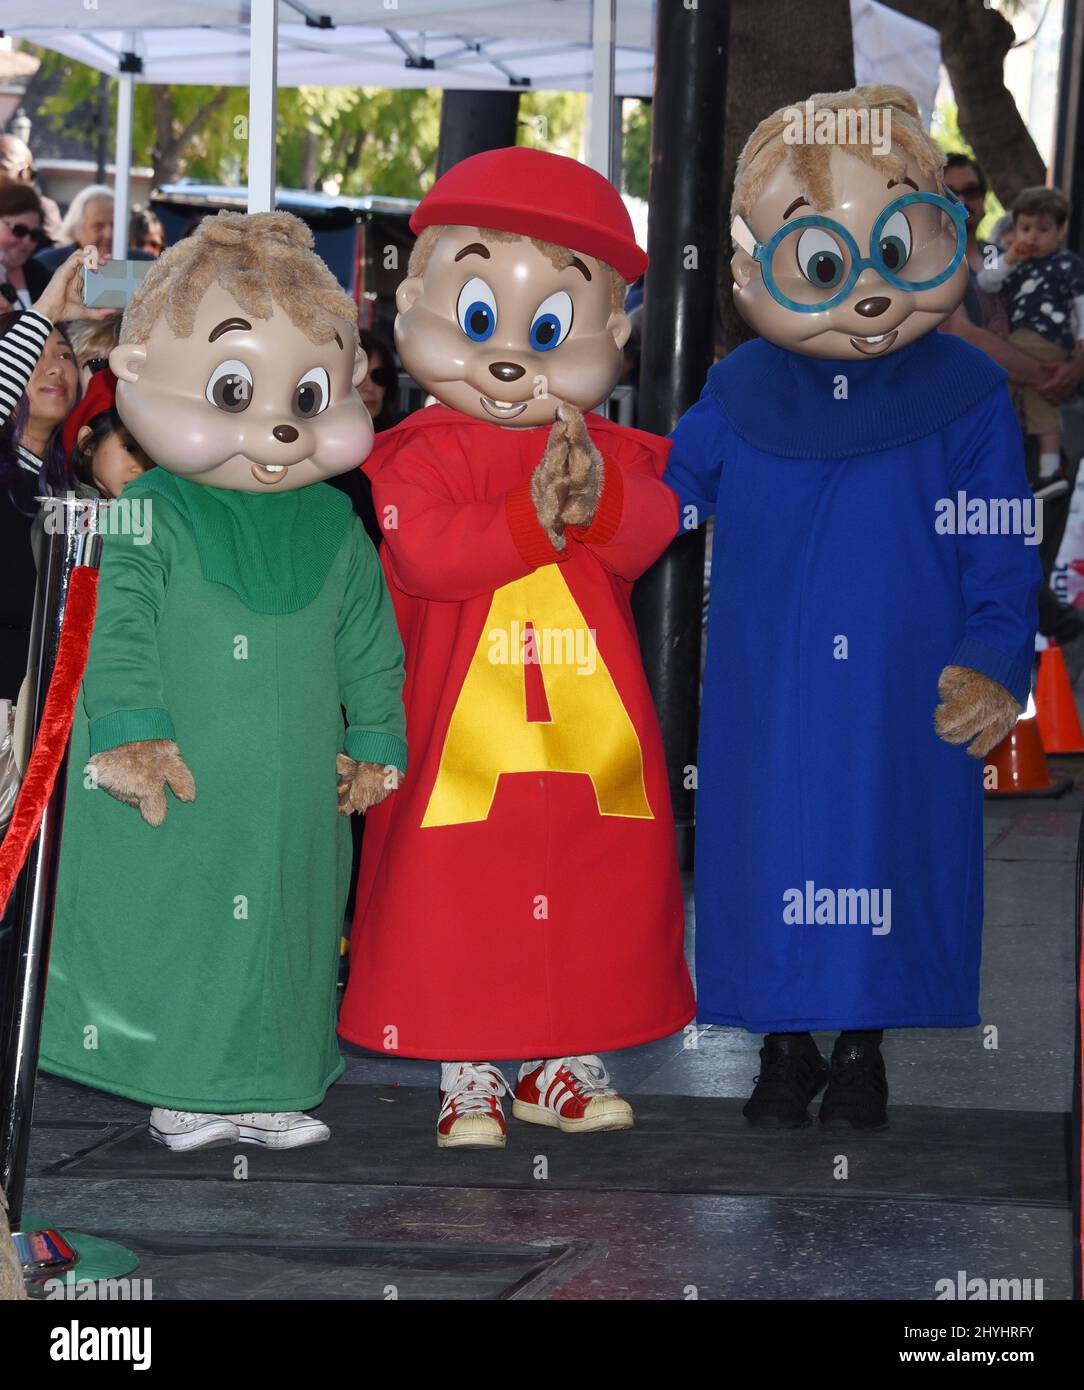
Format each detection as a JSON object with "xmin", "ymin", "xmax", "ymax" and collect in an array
[{"xmin": 421, "ymin": 567, "xmax": 652, "ymax": 827}]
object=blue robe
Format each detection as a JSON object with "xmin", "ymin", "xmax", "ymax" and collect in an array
[{"xmin": 664, "ymin": 333, "xmax": 1041, "ymax": 1032}]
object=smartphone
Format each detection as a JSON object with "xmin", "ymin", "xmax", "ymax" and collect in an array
[{"xmin": 83, "ymin": 259, "xmax": 152, "ymax": 310}]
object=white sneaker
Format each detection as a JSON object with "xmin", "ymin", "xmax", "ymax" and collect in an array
[
  {"xmin": 225, "ymin": 1111, "xmax": 331, "ymax": 1149},
  {"xmin": 437, "ymin": 1062, "xmax": 509, "ymax": 1149},
  {"xmin": 149, "ymin": 1108, "xmax": 239, "ymax": 1151}
]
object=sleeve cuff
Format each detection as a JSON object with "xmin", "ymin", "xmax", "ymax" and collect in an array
[
  {"xmin": 950, "ymin": 636, "xmax": 1032, "ymax": 708},
  {"xmin": 89, "ymin": 707, "xmax": 176, "ymax": 755},
  {"xmin": 505, "ymin": 483, "xmax": 568, "ymax": 568},
  {"xmin": 20, "ymin": 309, "xmax": 53, "ymax": 335},
  {"xmin": 344, "ymin": 728, "xmax": 408, "ymax": 773},
  {"xmin": 566, "ymin": 459, "xmax": 624, "ymax": 546}
]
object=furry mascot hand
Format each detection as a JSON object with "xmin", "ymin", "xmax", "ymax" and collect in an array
[
  {"xmin": 88, "ymin": 739, "xmax": 196, "ymax": 827},
  {"xmin": 336, "ymin": 754, "xmax": 402, "ymax": 815},
  {"xmin": 530, "ymin": 404, "xmax": 605, "ymax": 549},
  {"xmin": 933, "ymin": 665, "xmax": 1022, "ymax": 758}
]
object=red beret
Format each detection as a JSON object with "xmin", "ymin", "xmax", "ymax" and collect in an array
[
  {"xmin": 410, "ymin": 146, "xmax": 648, "ymax": 283},
  {"xmin": 62, "ymin": 368, "xmax": 117, "ymax": 459}
]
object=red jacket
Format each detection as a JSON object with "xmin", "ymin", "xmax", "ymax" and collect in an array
[{"xmin": 339, "ymin": 404, "xmax": 694, "ymax": 1059}]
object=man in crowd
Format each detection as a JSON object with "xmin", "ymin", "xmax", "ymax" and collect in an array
[{"xmin": 938, "ymin": 153, "xmax": 1084, "ymax": 680}]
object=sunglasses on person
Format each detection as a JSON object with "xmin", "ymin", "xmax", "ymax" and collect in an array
[
  {"xmin": 1, "ymin": 220, "xmax": 46, "ymax": 244},
  {"xmin": 368, "ymin": 365, "xmax": 396, "ymax": 388}
]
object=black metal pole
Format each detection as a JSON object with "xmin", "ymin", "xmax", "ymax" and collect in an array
[
  {"xmin": 95, "ymin": 72, "xmax": 110, "ymax": 187},
  {"xmin": 436, "ymin": 90, "xmax": 522, "ymax": 177},
  {"xmin": 633, "ymin": 0, "xmax": 729, "ymax": 865},
  {"xmin": 0, "ymin": 502, "xmax": 102, "ymax": 1228},
  {"xmin": 1053, "ymin": 0, "xmax": 1083, "ymax": 258}
]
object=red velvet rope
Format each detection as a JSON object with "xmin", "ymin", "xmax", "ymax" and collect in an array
[{"xmin": 0, "ymin": 566, "xmax": 99, "ymax": 915}]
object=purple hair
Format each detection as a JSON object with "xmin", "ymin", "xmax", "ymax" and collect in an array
[{"xmin": 0, "ymin": 309, "xmax": 81, "ymax": 499}]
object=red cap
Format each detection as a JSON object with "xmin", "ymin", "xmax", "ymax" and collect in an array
[
  {"xmin": 62, "ymin": 369, "xmax": 117, "ymax": 458},
  {"xmin": 410, "ymin": 146, "xmax": 647, "ymax": 282}
]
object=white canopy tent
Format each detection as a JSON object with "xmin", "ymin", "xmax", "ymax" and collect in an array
[{"xmin": 6, "ymin": 0, "xmax": 940, "ymax": 253}]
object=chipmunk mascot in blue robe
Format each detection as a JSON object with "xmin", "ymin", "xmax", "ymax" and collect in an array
[{"xmin": 665, "ymin": 85, "xmax": 1041, "ymax": 1130}]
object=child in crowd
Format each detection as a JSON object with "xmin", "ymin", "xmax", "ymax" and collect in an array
[
  {"xmin": 63, "ymin": 368, "xmax": 151, "ymax": 499},
  {"xmin": 977, "ymin": 186, "xmax": 1084, "ymax": 481}
]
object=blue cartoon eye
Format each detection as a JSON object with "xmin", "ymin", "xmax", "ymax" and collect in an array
[
  {"xmin": 528, "ymin": 291, "xmax": 574, "ymax": 352},
  {"xmin": 456, "ymin": 277, "xmax": 498, "ymax": 341},
  {"xmin": 795, "ymin": 228, "xmax": 846, "ymax": 289}
]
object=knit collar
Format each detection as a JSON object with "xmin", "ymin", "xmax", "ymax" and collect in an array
[
  {"xmin": 708, "ymin": 332, "xmax": 1006, "ymax": 460},
  {"xmin": 125, "ymin": 469, "xmax": 353, "ymax": 615}
]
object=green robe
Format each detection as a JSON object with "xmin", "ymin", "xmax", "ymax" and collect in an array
[{"xmin": 39, "ymin": 472, "xmax": 407, "ymax": 1112}]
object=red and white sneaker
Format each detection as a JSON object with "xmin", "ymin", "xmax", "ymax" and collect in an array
[
  {"xmin": 437, "ymin": 1062, "xmax": 509, "ymax": 1149},
  {"xmin": 513, "ymin": 1055, "xmax": 634, "ymax": 1133}
]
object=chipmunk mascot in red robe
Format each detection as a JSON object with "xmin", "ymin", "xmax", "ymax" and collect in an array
[{"xmin": 338, "ymin": 147, "xmax": 695, "ymax": 1147}]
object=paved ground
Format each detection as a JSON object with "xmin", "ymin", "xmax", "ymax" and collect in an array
[{"xmin": 20, "ymin": 753, "xmax": 1079, "ymax": 1300}]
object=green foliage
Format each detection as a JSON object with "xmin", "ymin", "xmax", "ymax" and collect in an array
[
  {"xmin": 621, "ymin": 99, "xmax": 651, "ymax": 199},
  {"xmin": 518, "ymin": 91, "xmax": 586, "ymax": 157},
  {"xmin": 25, "ymin": 46, "xmax": 441, "ymax": 199},
  {"xmin": 932, "ymin": 98, "xmax": 1005, "ymax": 242},
  {"xmin": 276, "ymin": 87, "xmax": 441, "ymax": 197}
]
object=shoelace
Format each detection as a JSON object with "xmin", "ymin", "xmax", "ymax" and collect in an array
[
  {"xmin": 537, "ymin": 1054, "xmax": 617, "ymax": 1098},
  {"xmin": 161, "ymin": 1109, "xmax": 201, "ymax": 1127},
  {"xmin": 441, "ymin": 1063, "xmax": 509, "ymax": 1117}
]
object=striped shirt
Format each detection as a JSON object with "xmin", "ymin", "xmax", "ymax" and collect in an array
[{"xmin": 0, "ymin": 310, "xmax": 54, "ymax": 429}]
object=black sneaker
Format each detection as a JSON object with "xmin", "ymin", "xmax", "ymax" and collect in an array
[
  {"xmin": 818, "ymin": 1035, "xmax": 889, "ymax": 1131},
  {"xmin": 742, "ymin": 1033, "xmax": 830, "ymax": 1129}
]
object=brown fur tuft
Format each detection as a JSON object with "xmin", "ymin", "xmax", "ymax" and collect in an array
[
  {"xmin": 120, "ymin": 210, "xmax": 361, "ymax": 361},
  {"xmin": 88, "ymin": 739, "xmax": 196, "ymax": 827},
  {"xmin": 409, "ymin": 224, "xmax": 628, "ymax": 313},
  {"xmin": 933, "ymin": 665, "xmax": 1022, "ymax": 759},
  {"xmin": 733, "ymin": 83, "xmax": 945, "ymax": 223},
  {"xmin": 336, "ymin": 753, "xmax": 401, "ymax": 815}
]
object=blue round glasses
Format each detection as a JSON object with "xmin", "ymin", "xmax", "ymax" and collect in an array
[{"xmin": 749, "ymin": 190, "xmax": 969, "ymax": 313}]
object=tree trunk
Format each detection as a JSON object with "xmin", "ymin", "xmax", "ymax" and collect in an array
[
  {"xmin": 301, "ymin": 128, "xmax": 319, "ymax": 190},
  {"xmin": 151, "ymin": 86, "xmax": 231, "ymax": 185},
  {"xmin": 882, "ymin": 0, "xmax": 1046, "ymax": 203},
  {"xmin": 720, "ymin": 0, "xmax": 856, "ymax": 352}
]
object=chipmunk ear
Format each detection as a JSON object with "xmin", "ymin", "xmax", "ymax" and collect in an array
[
  {"xmin": 110, "ymin": 343, "xmax": 146, "ymax": 383},
  {"xmin": 607, "ymin": 309, "xmax": 631, "ymax": 350}
]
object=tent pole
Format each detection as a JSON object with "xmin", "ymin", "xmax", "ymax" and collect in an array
[
  {"xmin": 248, "ymin": 0, "xmax": 280, "ymax": 214},
  {"xmin": 111, "ymin": 35, "xmax": 138, "ymax": 261},
  {"xmin": 588, "ymin": 0, "xmax": 616, "ymax": 178}
]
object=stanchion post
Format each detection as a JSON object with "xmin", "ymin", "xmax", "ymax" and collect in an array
[{"xmin": 0, "ymin": 498, "xmax": 102, "ymax": 1229}]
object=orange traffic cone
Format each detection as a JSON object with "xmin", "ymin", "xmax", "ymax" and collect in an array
[
  {"xmin": 1034, "ymin": 641, "xmax": 1084, "ymax": 753},
  {"xmin": 984, "ymin": 697, "xmax": 1072, "ymax": 797}
]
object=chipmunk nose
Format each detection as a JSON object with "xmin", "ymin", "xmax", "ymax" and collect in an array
[
  {"xmin": 273, "ymin": 424, "xmax": 299, "ymax": 443},
  {"xmin": 489, "ymin": 361, "xmax": 526, "ymax": 382},
  {"xmin": 854, "ymin": 296, "xmax": 891, "ymax": 318}
]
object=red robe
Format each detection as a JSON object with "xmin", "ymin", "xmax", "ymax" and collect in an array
[{"xmin": 339, "ymin": 404, "xmax": 694, "ymax": 1059}]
